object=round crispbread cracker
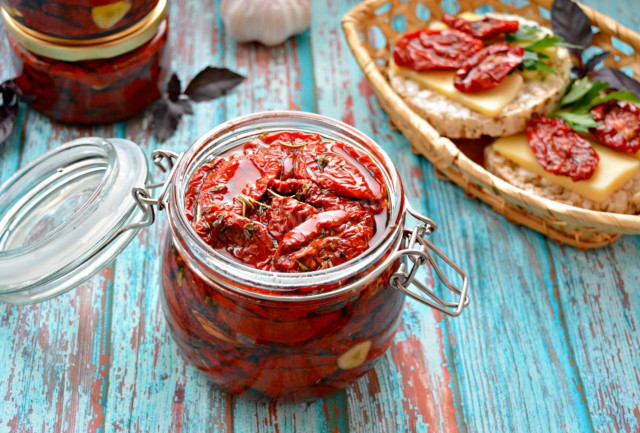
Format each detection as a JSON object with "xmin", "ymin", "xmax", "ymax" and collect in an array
[
  {"xmin": 388, "ymin": 14, "xmax": 572, "ymax": 139},
  {"xmin": 484, "ymin": 145, "xmax": 640, "ymax": 214}
]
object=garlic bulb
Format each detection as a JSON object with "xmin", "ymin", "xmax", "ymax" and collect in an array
[{"xmin": 220, "ymin": 0, "xmax": 311, "ymax": 46}]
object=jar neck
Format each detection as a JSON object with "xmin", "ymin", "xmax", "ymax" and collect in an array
[{"xmin": 166, "ymin": 111, "xmax": 406, "ymax": 302}]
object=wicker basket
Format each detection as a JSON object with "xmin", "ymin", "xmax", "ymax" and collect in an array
[{"xmin": 342, "ymin": 0, "xmax": 640, "ymax": 249}]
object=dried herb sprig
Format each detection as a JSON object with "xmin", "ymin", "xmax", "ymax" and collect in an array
[{"xmin": 151, "ymin": 66, "xmax": 245, "ymax": 141}]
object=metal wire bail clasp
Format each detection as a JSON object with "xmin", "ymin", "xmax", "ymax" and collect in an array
[
  {"xmin": 115, "ymin": 149, "xmax": 181, "ymax": 235},
  {"xmin": 389, "ymin": 201, "xmax": 470, "ymax": 316}
]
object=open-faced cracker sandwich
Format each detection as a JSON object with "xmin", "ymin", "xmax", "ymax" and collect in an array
[{"xmin": 388, "ymin": 12, "xmax": 573, "ymax": 138}]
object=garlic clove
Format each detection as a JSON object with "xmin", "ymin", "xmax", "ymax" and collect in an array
[
  {"xmin": 92, "ymin": 1, "xmax": 133, "ymax": 29},
  {"xmin": 337, "ymin": 340, "xmax": 372, "ymax": 370},
  {"xmin": 221, "ymin": 0, "xmax": 311, "ymax": 47}
]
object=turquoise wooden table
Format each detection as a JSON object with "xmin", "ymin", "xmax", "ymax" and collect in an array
[{"xmin": 1, "ymin": 1, "xmax": 639, "ymax": 432}]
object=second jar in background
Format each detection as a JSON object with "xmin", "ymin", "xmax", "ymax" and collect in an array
[
  {"xmin": 3, "ymin": 0, "xmax": 170, "ymax": 124},
  {"xmin": 1, "ymin": 0, "xmax": 159, "ymax": 39}
]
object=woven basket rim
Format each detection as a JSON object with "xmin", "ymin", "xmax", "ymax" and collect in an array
[{"xmin": 342, "ymin": 0, "xmax": 640, "ymax": 234}]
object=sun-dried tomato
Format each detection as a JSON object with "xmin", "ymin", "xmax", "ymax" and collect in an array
[
  {"xmin": 526, "ymin": 116, "xmax": 600, "ymax": 181},
  {"xmin": 161, "ymin": 239, "xmax": 405, "ymax": 401},
  {"xmin": 244, "ymin": 132, "xmax": 322, "ymax": 179},
  {"xmin": 267, "ymin": 196, "xmax": 318, "ymax": 243},
  {"xmin": 393, "ymin": 29, "xmax": 484, "ymax": 71},
  {"xmin": 193, "ymin": 211, "xmax": 276, "ymax": 269},
  {"xmin": 296, "ymin": 142, "xmax": 385, "ymax": 201},
  {"xmin": 273, "ymin": 210, "xmax": 375, "ymax": 273},
  {"xmin": 186, "ymin": 132, "xmax": 388, "ymax": 272},
  {"xmin": 442, "ymin": 14, "xmax": 519, "ymax": 39},
  {"xmin": 269, "ymin": 178, "xmax": 364, "ymax": 212},
  {"xmin": 590, "ymin": 101, "xmax": 640, "ymax": 154},
  {"xmin": 454, "ymin": 42, "xmax": 524, "ymax": 93}
]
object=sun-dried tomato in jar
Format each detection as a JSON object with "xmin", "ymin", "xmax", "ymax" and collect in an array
[
  {"xmin": 4, "ymin": 0, "xmax": 169, "ymax": 124},
  {"xmin": 160, "ymin": 112, "xmax": 469, "ymax": 402},
  {"xmin": 2, "ymin": 0, "xmax": 159, "ymax": 39}
]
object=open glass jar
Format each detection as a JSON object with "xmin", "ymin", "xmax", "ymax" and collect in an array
[{"xmin": 0, "ymin": 111, "xmax": 469, "ymax": 401}]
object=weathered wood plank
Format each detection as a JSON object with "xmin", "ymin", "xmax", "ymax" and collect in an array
[
  {"xmin": 546, "ymin": 239, "xmax": 640, "ymax": 433},
  {"xmin": 101, "ymin": 1, "xmax": 233, "ymax": 432},
  {"xmin": 421, "ymin": 166, "xmax": 595, "ymax": 432},
  {"xmin": 0, "ymin": 0, "xmax": 639, "ymax": 432},
  {"xmin": 311, "ymin": 1, "xmax": 463, "ymax": 432}
]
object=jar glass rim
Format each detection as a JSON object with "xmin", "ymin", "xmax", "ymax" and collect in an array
[{"xmin": 166, "ymin": 111, "xmax": 406, "ymax": 302}]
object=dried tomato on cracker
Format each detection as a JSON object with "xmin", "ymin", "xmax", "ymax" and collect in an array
[
  {"xmin": 590, "ymin": 100, "xmax": 640, "ymax": 154},
  {"xmin": 526, "ymin": 116, "xmax": 600, "ymax": 181},
  {"xmin": 454, "ymin": 42, "xmax": 524, "ymax": 93},
  {"xmin": 393, "ymin": 29, "xmax": 483, "ymax": 71}
]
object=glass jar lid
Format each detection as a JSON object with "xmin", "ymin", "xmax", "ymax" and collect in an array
[{"xmin": 0, "ymin": 137, "xmax": 148, "ymax": 304}]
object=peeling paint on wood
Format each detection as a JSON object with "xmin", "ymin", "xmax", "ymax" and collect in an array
[{"xmin": 0, "ymin": 0, "xmax": 639, "ymax": 432}]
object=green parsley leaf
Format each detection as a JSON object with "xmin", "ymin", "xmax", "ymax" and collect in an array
[
  {"xmin": 589, "ymin": 89, "xmax": 639, "ymax": 108},
  {"xmin": 505, "ymin": 24, "xmax": 540, "ymax": 43},
  {"xmin": 559, "ymin": 78, "xmax": 592, "ymax": 107},
  {"xmin": 521, "ymin": 58, "xmax": 557, "ymax": 74},
  {"xmin": 576, "ymin": 80, "xmax": 611, "ymax": 108},
  {"xmin": 524, "ymin": 34, "xmax": 582, "ymax": 51},
  {"xmin": 554, "ymin": 112, "xmax": 601, "ymax": 132}
]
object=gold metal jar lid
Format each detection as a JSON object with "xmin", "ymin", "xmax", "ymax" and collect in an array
[{"xmin": 1, "ymin": 0, "xmax": 167, "ymax": 62}]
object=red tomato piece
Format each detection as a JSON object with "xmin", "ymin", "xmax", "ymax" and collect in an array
[
  {"xmin": 526, "ymin": 116, "xmax": 600, "ymax": 181},
  {"xmin": 197, "ymin": 153, "xmax": 279, "ymax": 201},
  {"xmin": 269, "ymin": 178, "xmax": 361, "ymax": 212},
  {"xmin": 193, "ymin": 211, "xmax": 276, "ymax": 269},
  {"xmin": 259, "ymin": 131, "xmax": 323, "ymax": 147},
  {"xmin": 454, "ymin": 42, "xmax": 523, "ymax": 93},
  {"xmin": 295, "ymin": 142, "xmax": 384, "ymax": 201},
  {"xmin": 267, "ymin": 196, "xmax": 319, "ymax": 243},
  {"xmin": 393, "ymin": 29, "xmax": 484, "ymax": 71},
  {"xmin": 184, "ymin": 159, "xmax": 225, "ymax": 221},
  {"xmin": 244, "ymin": 132, "xmax": 322, "ymax": 179},
  {"xmin": 590, "ymin": 100, "xmax": 640, "ymax": 154},
  {"xmin": 442, "ymin": 14, "xmax": 519, "ymax": 39},
  {"xmin": 274, "ymin": 210, "xmax": 375, "ymax": 273}
]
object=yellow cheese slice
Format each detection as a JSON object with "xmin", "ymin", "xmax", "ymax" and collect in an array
[
  {"xmin": 457, "ymin": 11, "xmax": 483, "ymax": 21},
  {"xmin": 491, "ymin": 133, "xmax": 640, "ymax": 203},
  {"xmin": 390, "ymin": 61, "xmax": 523, "ymax": 117},
  {"xmin": 428, "ymin": 12, "xmax": 481, "ymax": 30},
  {"xmin": 428, "ymin": 20, "xmax": 449, "ymax": 30}
]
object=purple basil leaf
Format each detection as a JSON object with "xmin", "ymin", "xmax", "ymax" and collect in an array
[
  {"xmin": 0, "ymin": 105, "xmax": 17, "ymax": 144},
  {"xmin": 151, "ymin": 98, "xmax": 189, "ymax": 141},
  {"xmin": 184, "ymin": 67, "xmax": 245, "ymax": 102},
  {"xmin": 1, "ymin": 80, "xmax": 20, "ymax": 106},
  {"xmin": 167, "ymin": 74, "xmax": 181, "ymax": 102},
  {"xmin": 584, "ymin": 51, "xmax": 610, "ymax": 74},
  {"xmin": 551, "ymin": 0, "xmax": 592, "ymax": 56},
  {"xmin": 592, "ymin": 67, "xmax": 640, "ymax": 98},
  {"xmin": 0, "ymin": 80, "xmax": 20, "ymax": 145},
  {"xmin": 177, "ymin": 99, "xmax": 194, "ymax": 115}
]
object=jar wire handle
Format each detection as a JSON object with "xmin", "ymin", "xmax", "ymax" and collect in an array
[
  {"xmin": 104, "ymin": 149, "xmax": 181, "ymax": 243},
  {"xmin": 390, "ymin": 201, "xmax": 470, "ymax": 316}
]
